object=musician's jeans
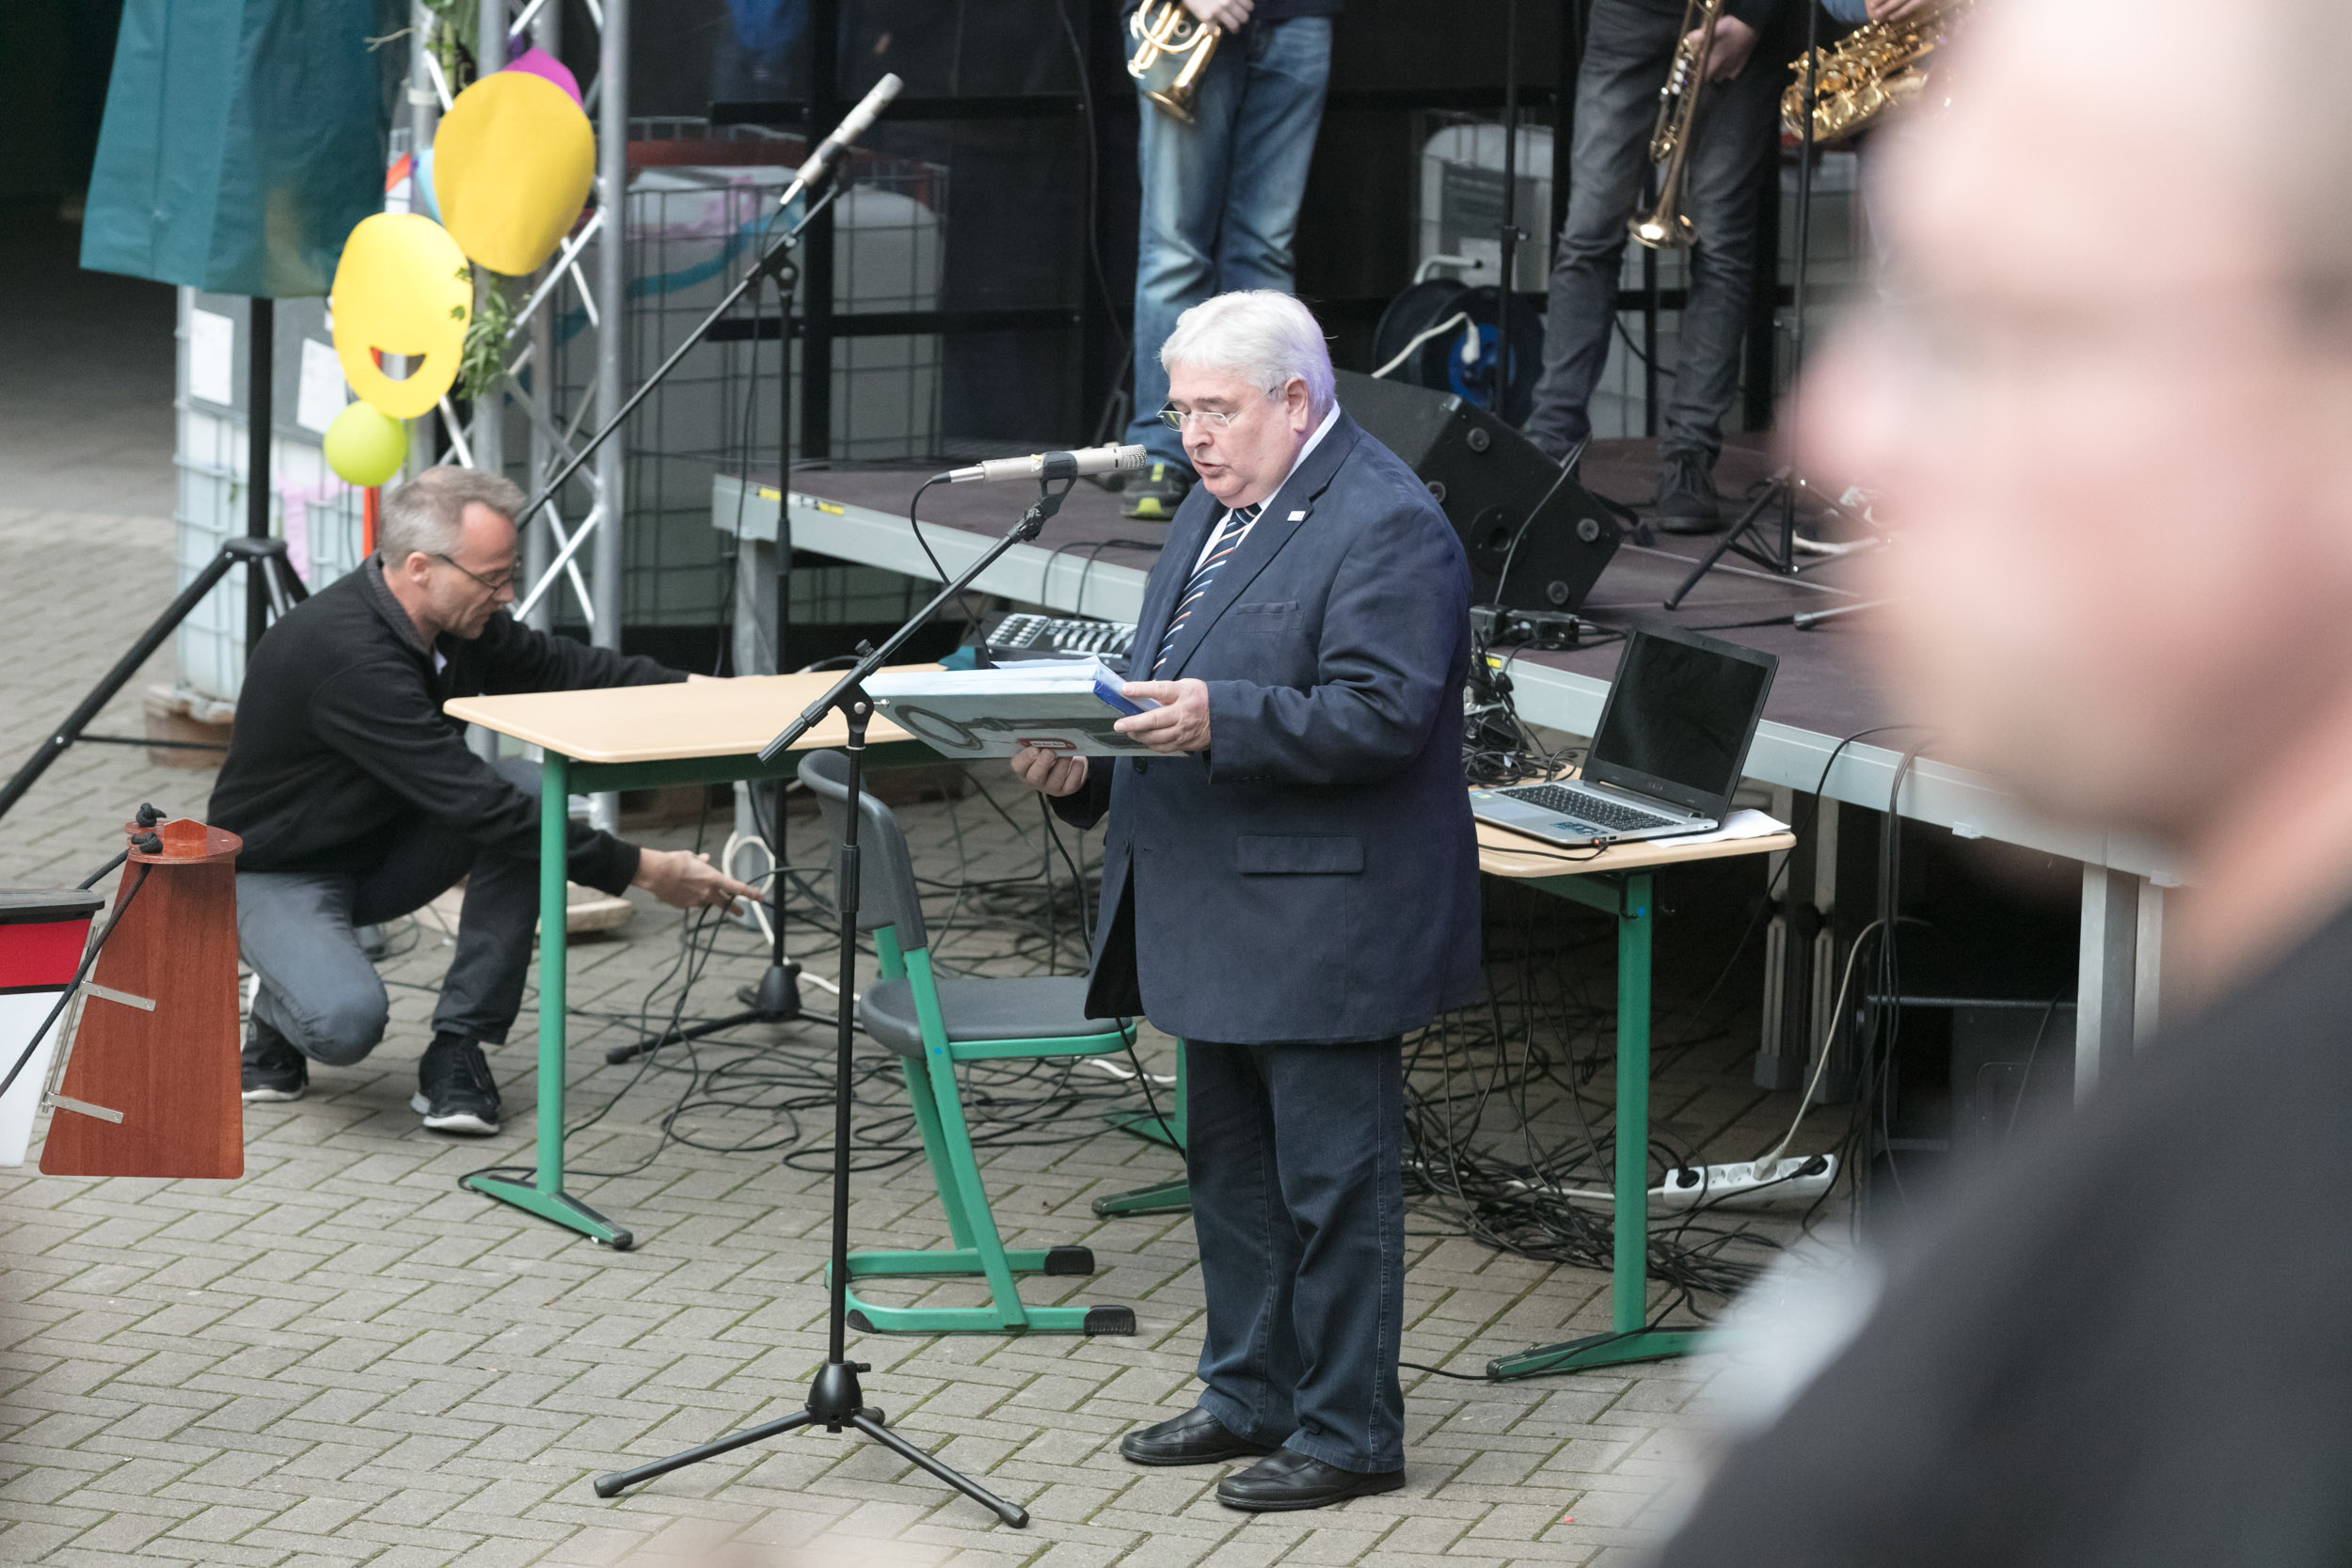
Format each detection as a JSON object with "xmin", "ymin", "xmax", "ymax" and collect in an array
[
  {"xmin": 1125, "ymin": 17, "xmax": 1332, "ymax": 467},
  {"xmin": 1523, "ymin": 0, "xmax": 1785, "ymax": 467},
  {"xmin": 235, "ymin": 758, "xmax": 545, "ymax": 1065}
]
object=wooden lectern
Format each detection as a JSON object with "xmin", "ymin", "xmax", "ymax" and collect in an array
[{"xmin": 40, "ymin": 817, "xmax": 244, "ymax": 1178}]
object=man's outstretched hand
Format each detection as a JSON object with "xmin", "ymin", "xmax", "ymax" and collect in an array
[{"xmin": 633, "ymin": 847, "xmax": 758, "ymax": 911}]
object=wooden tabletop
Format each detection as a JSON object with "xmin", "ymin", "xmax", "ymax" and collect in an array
[
  {"xmin": 447, "ymin": 676, "xmax": 1796, "ymax": 875},
  {"xmin": 445, "ymin": 669, "xmax": 927, "ymax": 765},
  {"xmin": 1476, "ymin": 818, "xmax": 1797, "ymax": 880}
]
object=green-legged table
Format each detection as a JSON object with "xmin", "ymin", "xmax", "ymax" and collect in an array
[
  {"xmin": 1091, "ymin": 815, "xmax": 1796, "ymax": 1372},
  {"xmin": 444, "ymin": 672, "xmax": 930, "ymax": 1249}
]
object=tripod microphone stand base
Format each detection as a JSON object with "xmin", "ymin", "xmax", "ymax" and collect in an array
[
  {"xmin": 603, "ymin": 950, "xmax": 837, "ymax": 1066},
  {"xmin": 605, "ymin": 489, "xmax": 1073, "ymax": 1526},
  {"xmin": 1662, "ymin": 469, "xmax": 1803, "ymax": 610},
  {"xmin": 592, "ymin": 1359, "xmax": 1031, "ymax": 1526}
]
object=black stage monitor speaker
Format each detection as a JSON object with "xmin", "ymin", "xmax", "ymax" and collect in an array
[{"xmin": 1335, "ymin": 369, "xmax": 1622, "ymax": 613}]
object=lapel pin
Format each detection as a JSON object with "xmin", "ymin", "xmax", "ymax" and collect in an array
[{"xmin": 1288, "ymin": 510, "xmax": 1307, "ymax": 521}]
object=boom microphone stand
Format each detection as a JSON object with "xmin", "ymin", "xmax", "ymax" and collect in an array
[
  {"xmin": 592, "ymin": 187, "xmax": 847, "ymax": 1067},
  {"xmin": 511, "ymin": 80, "xmax": 904, "ymax": 1065},
  {"xmin": 592, "ymin": 478, "xmax": 1077, "ymax": 1524},
  {"xmin": 1663, "ymin": 0, "xmax": 1824, "ymax": 610}
]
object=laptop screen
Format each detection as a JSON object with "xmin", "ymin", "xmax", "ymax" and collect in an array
[{"xmin": 1584, "ymin": 629, "xmax": 1775, "ymax": 814}]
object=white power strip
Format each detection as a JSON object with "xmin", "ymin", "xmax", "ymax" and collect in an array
[{"xmin": 1648, "ymin": 1154, "xmax": 1838, "ymax": 1212}]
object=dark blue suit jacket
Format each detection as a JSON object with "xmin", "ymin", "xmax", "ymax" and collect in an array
[{"xmin": 1058, "ymin": 409, "xmax": 1483, "ymax": 1044}]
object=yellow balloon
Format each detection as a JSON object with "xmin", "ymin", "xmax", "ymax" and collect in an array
[
  {"xmin": 323, "ymin": 402, "xmax": 409, "ymax": 487},
  {"xmin": 433, "ymin": 70, "xmax": 596, "ymax": 276},
  {"xmin": 330, "ymin": 213, "xmax": 471, "ymax": 420}
]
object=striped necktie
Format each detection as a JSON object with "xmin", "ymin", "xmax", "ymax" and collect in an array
[{"xmin": 1153, "ymin": 501, "xmax": 1263, "ymax": 676}]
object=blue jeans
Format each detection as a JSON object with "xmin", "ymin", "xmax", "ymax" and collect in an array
[
  {"xmin": 1184, "ymin": 1036, "xmax": 1406, "ymax": 1474},
  {"xmin": 1125, "ymin": 17, "xmax": 1332, "ymax": 466},
  {"xmin": 235, "ymin": 758, "xmax": 546, "ymax": 1064}
]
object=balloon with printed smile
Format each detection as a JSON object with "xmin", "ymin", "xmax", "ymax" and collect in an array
[{"xmin": 329, "ymin": 213, "xmax": 471, "ymax": 420}]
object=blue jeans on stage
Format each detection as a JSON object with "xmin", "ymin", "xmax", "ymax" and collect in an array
[{"xmin": 1125, "ymin": 17, "xmax": 1332, "ymax": 467}]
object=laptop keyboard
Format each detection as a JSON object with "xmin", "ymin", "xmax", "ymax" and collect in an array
[{"xmin": 1500, "ymin": 783, "xmax": 1680, "ymax": 833}]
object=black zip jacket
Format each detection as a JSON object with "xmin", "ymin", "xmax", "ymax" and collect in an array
[{"xmin": 208, "ymin": 559, "xmax": 685, "ymax": 892}]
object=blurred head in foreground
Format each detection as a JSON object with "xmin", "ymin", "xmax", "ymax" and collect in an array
[{"xmin": 1808, "ymin": 0, "xmax": 2352, "ymax": 988}]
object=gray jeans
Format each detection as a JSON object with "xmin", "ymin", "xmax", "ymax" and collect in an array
[
  {"xmin": 1522, "ymin": 0, "xmax": 1784, "ymax": 465},
  {"xmin": 236, "ymin": 757, "xmax": 545, "ymax": 1065}
]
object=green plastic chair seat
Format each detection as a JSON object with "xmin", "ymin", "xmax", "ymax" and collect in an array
[{"xmin": 858, "ymin": 974, "xmax": 1111, "ymax": 1059}]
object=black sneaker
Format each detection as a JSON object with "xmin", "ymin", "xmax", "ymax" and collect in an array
[
  {"xmin": 1120, "ymin": 460, "xmax": 1193, "ymax": 520},
  {"xmin": 240, "ymin": 1015, "xmax": 308, "ymax": 1103},
  {"xmin": 411, "ymin": 1032, "xmax": 501, "ymax": 1136},
  {"xmin": 1654, "ymin": 451, "xmax": 1724, "ymax": 534}
]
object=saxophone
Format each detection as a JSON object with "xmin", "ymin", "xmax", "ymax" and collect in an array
[{"xmin": 1782, "ymin": 3, "xmax": 1969, "ymax": 144}]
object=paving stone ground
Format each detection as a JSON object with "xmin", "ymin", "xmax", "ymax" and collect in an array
[{"xmin": 0, "ymin": 502, "xmax": 1849, "ymax": 1567}]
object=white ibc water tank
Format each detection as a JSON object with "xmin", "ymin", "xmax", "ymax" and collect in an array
[
  {"xmin": 1418, "ymin": 121, "xmax": 1554, "ymax": 294},
  {"xmin": 625, "ymin": 166, "xmax": 946, "ymax": 464},
  {"xmin": 171, "ymin": 291, "xmax": 369, "ymax": 703}
]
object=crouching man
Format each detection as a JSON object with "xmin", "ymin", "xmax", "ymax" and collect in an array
[{"xmin": 209, "ymin": 467, "xmax": 752, "ymax": 1134}]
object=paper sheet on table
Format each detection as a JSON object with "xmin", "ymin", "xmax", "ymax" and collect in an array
[{"xmin": 1661, "ymin": 808, "xmax": 1790, "ymax": 846}]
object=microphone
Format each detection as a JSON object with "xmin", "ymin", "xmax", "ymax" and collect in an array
[
  {"xmin": 778, "ymin": 72, "xmax": 903, "ymax": 210},
  {"xmin": 942, "ymin": 445, "xmax": 1150, "ymax": 485}
]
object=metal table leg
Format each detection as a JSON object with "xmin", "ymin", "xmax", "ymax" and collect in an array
[
  {"xmin": 464, "ymin": 750, "xmax": 634, "ymax": 1248},
  {"xmin": 1092, "ymin": 1043, "xmax": 1190, "ymax": 1216},
  {"xmin": 1488, "ymin": 872, "xmax": 1700, "ymax": 1377}
]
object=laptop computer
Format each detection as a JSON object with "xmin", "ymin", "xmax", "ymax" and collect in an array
[{"xmin": 1470, "ymin": 624, "xmax": 1778, "ymax": 847}]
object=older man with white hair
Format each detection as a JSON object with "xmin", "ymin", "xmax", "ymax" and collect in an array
[
  {"xmin": 1013, "ymin": 290, "xmax": 1480, "ymax": 1511},
  {"xmin": 1654, "ymin": 0, "xmax": 2352, "ymax": 1562}
]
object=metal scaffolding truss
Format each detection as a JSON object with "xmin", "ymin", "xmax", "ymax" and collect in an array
[
  {"xmin": 401, "ymin": 0, "xmax": 625, "ymax": 646},
  {"xmin": 403, "ymin": 0, "xmax": 628, "ymax": 824}
]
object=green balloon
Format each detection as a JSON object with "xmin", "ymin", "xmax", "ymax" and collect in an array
[{"xmin": 324, "ymin": 402, "xmax": 409, "ymax": 487}]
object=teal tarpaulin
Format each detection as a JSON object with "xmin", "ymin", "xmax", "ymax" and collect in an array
[{"xmin": 80, "ymin": 0, "xmax": 392, "ymax": 298}]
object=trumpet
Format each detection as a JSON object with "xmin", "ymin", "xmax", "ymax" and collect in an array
[
  {"xmin": 1629, "ymin": 0, "xmax": 1728, "ymax": 251},
  {"xmin": 1128, "ymin": 2, "xmax": 1221, "ymax": 124},
  {"xmin": 1782, "ymin": 2, "xmax": 1969, "ymax": 144}
]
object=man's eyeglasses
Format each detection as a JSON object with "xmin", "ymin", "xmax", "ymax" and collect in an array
[
  {"xmin": 1157, "ymin": 405, "xmax": 1242, "ymax": 432},
  {"xmin": 431, "ymin": 553, "xmax": 516, "ymax": 594}
]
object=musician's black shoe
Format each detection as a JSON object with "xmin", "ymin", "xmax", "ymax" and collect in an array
[
  {"xmin": 1654, "ymin": 451, "xmax": 1724, "ymax": 534},
  {"xmin": 1215, "ymin": 1448, "xmax": 1406, "ymax": 1512},
  {"xmin": 1120, "ymin": 461, "xmax": 1193, "ymax": 520},
  {"xmin": 1118, "ymin": 1406, "xmax": 1279, "ymax": 1466},
  {"xmin": 412, "ymin": 1032, "xmax": 501, "ymax": 1136},
  {"xmin": 240, "ymin": 1015, "xmax": 308, "ymax": 1103}
]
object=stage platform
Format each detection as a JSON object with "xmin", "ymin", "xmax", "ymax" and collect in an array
[
  {"xmin": 721, "ymin": 436, "xmax": 2179, "ymax": 1080},
  {"xmin": 745, "ymin": 438, "xmax": 2155, "ymax": 854}
]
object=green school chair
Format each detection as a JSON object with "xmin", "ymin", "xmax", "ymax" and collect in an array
[{"xmin": 799, "ymin": 750, "xmax": 1139, "ymax": 1336}]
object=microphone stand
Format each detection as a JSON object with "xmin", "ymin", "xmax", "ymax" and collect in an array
[
  {"xmin": 591, "ymin": 475, "xmax": 1077, "ymax": 1527},
  {"xmin": 525, "ymin": 177, "xmax": 849, "ymax": 1067}
]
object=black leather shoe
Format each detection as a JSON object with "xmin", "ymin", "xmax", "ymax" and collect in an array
[
  {"xmin": 1216, "ymin": 1449, "xmax": 1406, "ymax": 1513},
  {"xmin": 1653, "ymin": 451, "xmax": 1724, "ymax": 534},
  {"xmin": 1118, "ymin": 1407, "xmax": 1278, "ymax": 1467}
]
